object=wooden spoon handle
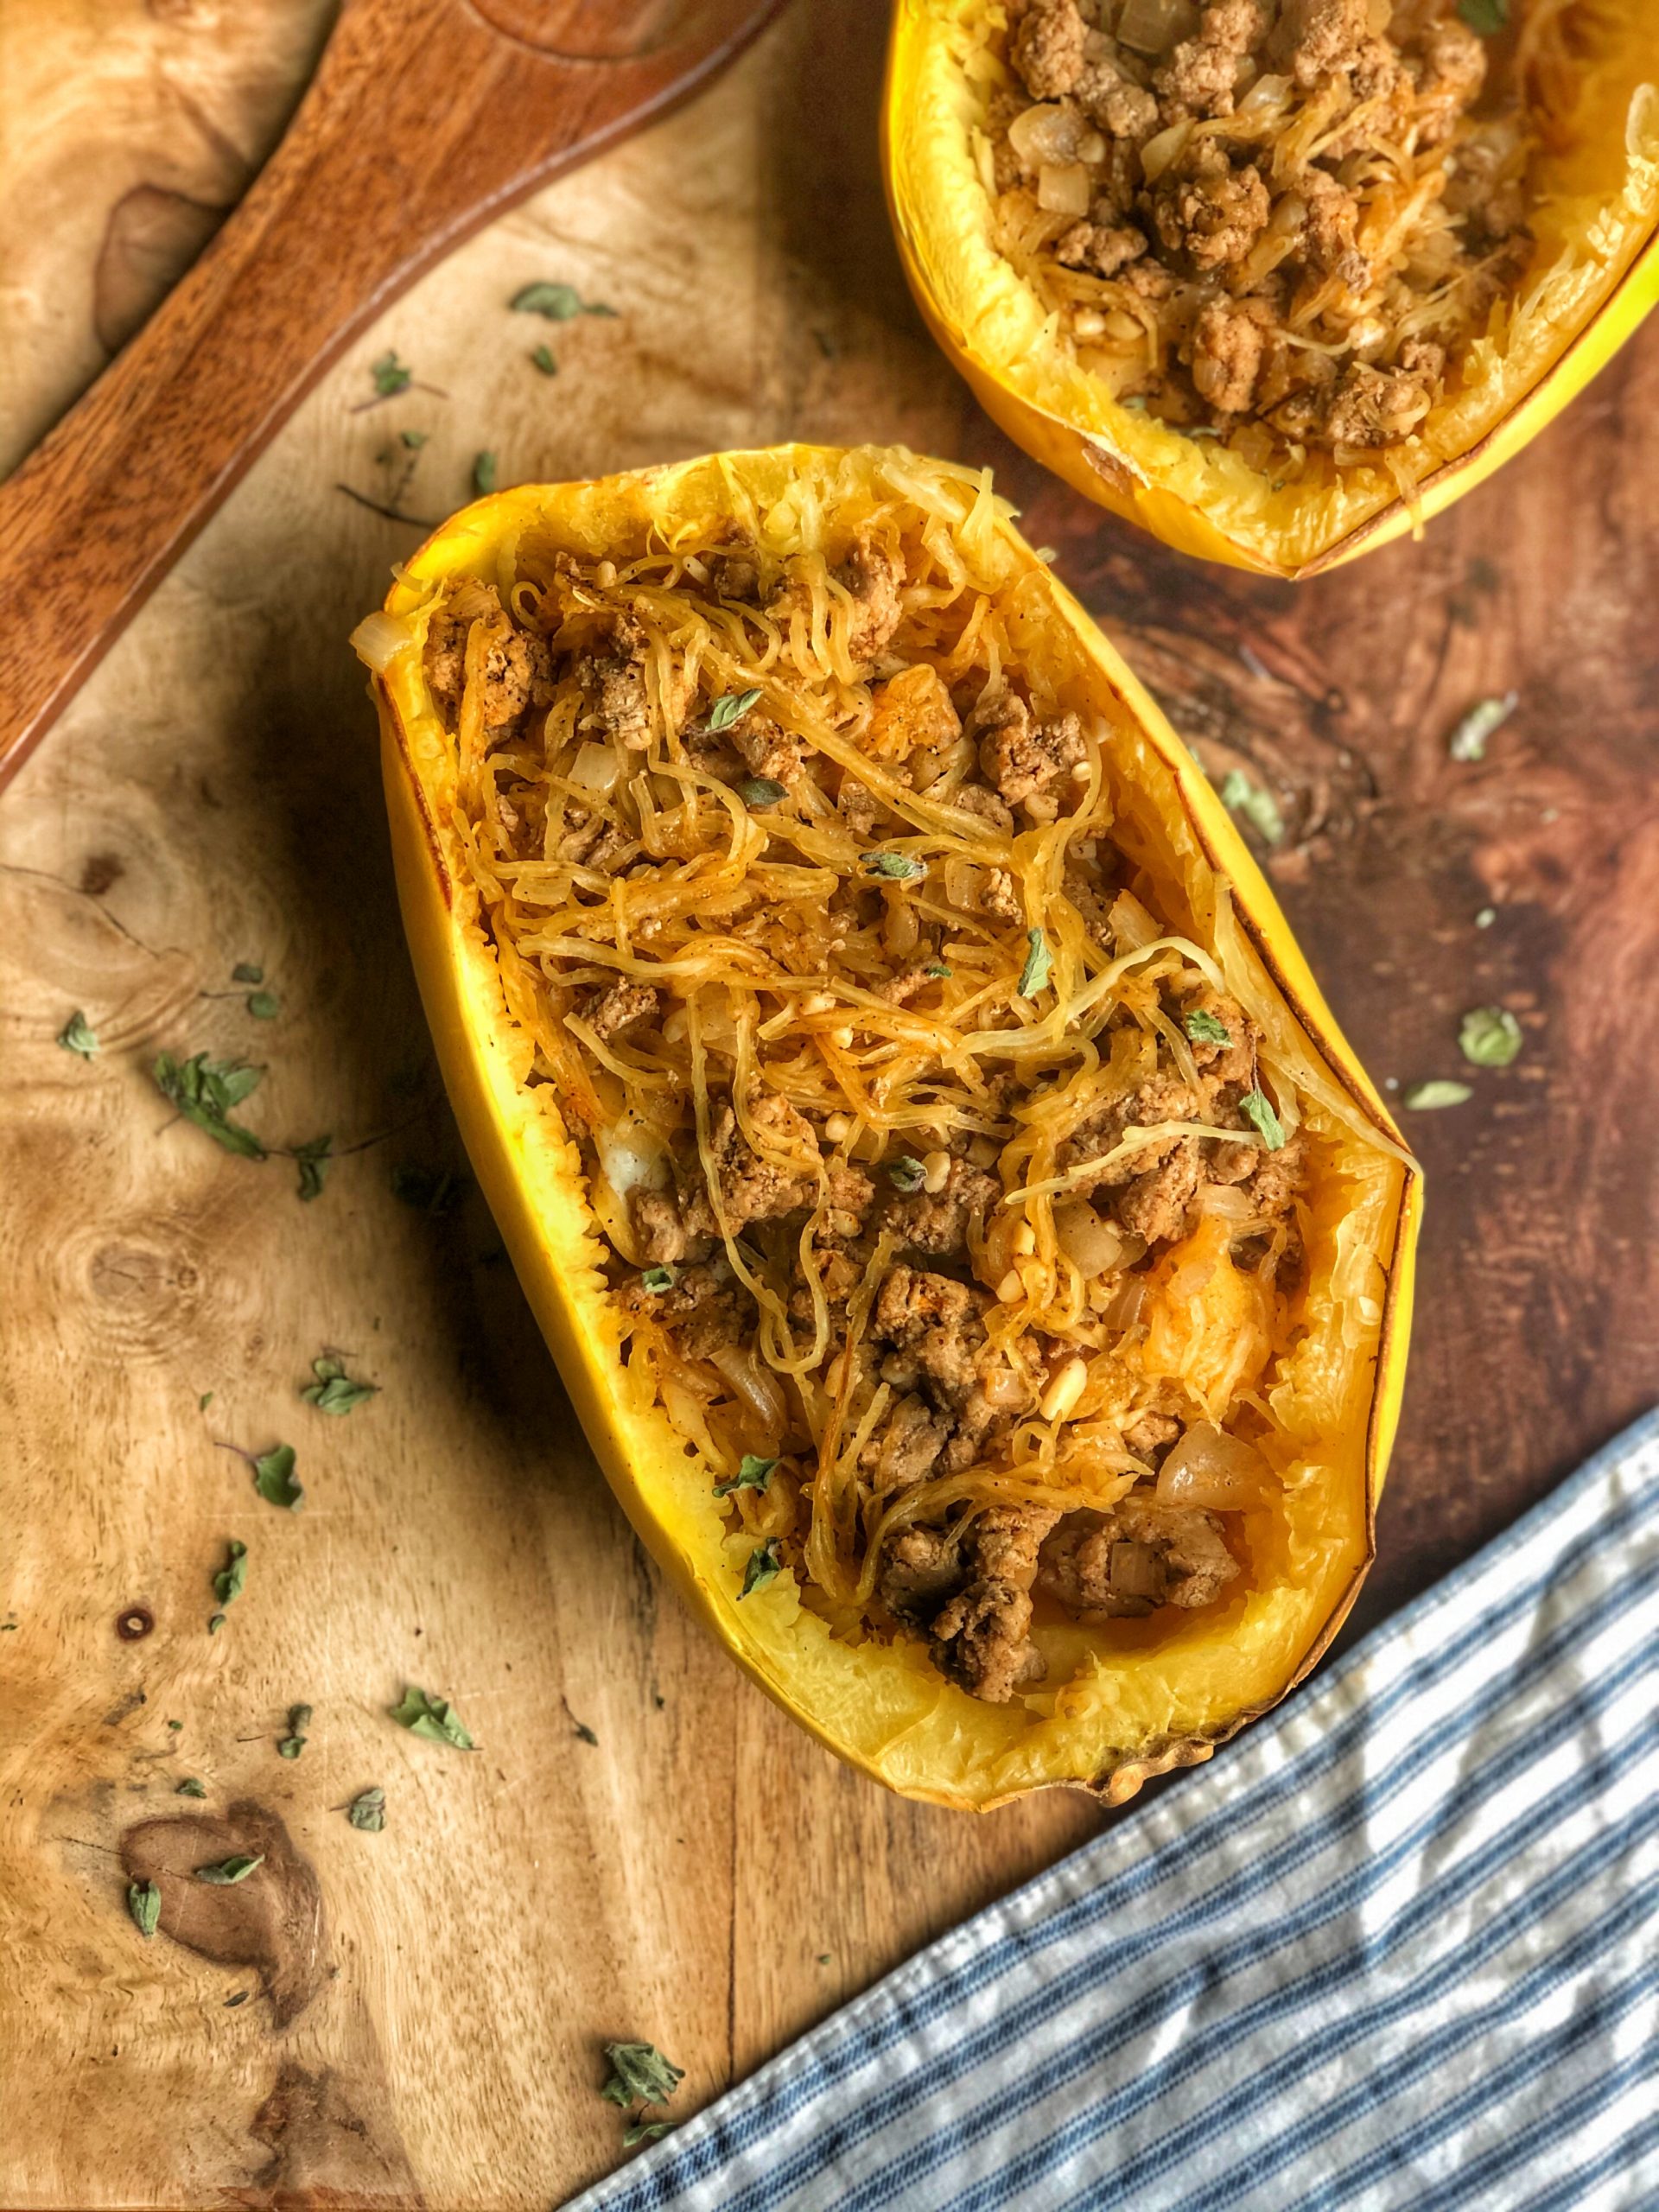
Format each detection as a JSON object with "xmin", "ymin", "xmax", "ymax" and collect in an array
[{"xmin": 0, "ymin": 0, "xmax": 753, "ymax": 790}]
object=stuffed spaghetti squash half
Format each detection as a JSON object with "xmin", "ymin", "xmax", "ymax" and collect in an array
[
  {"xmin": 885, "ymin": 0, "xmax": 1659, "ymax": 575},
  {"xmin": 355, "ymin": 444, "xmax": 1420, "ymax": 1808}
]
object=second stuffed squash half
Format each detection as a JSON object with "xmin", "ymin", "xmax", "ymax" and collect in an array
[
  {"xmin": 885, "ymin": 0, "xmax": 1659, "ymax": 576},
  {"xmin": 355, "ymin": 443, "xmax": 1420, "ymax": 1809}
]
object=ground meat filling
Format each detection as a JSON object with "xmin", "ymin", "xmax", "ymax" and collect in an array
[
  {"xmin": 429, "ymin": 533, "xmax": 1313, "ymax": 1706},
  {"xmin": 986, "ymin": 0, "xmax": 1532, "ymax": 458}
]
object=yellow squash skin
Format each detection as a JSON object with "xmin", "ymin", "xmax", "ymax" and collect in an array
[
  {"xmin": 365, "ymin": 445, "xmax": 1421, "ymax": 1809},
  {"xmin": 884, "ymin": 1, "xmax": 1659, "ymax": 577}
]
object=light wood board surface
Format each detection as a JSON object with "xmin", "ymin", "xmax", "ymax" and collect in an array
[{"xmin": 3, "ymin": 3, "xmax": 1657, "ymax": 2207}]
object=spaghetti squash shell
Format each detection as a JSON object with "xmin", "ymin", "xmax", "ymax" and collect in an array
[
  {"xmin": 883, "ymin": 0, "xmax": 1659, "ymax": 578},
  {"xmin": 365, "ymin": 444, "xmax": 1421, "ymax": 1808}
]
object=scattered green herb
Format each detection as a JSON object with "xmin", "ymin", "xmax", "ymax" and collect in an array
[
  {"xmin": 57, "ymin": 1010, "xmax": 99, "ymax": 1059},
  {"xmin": 887, "ymin": 1155, "xmax": 927, "ymax": 1195},
  {"xmin": 208, "ymin": 1612, "xmax": 226, "ymax": 1635},
  {"xmin": 511, "ymin": 282, "xmax": 618, "ymax": 322},
  {"xmin": 370, "ymin": 350, "xmax": 412, "ymax": 398},
  {"xmin": 1240, "ymin": 1088, "xmax": 1287, "ymax": 1152},
  {"xmin": 291, "ymin": 1135, "xmax": 333, "ymax": 1202},
  {"xmin": 392, "ymin": 1164, "xmax": 468, "ymax": 1213},
  {"xmin": 925, "ymin": 962, "xmax": 952, "ymax": 980},
  {"xmin": 1459, "ymin": 1005, "xmax": 1522, "ymax": 1069},
  {"xmin": 278, "ymin": 1703, "xmax": 312, "ymax": 1759},
  {"xmin": 252, "ymin": 1445, "xmax": 303, "ymax": 1512},
  {"xmin": 226, "ymin": 1991, "xmax": 250, "ymax": 2007},
  {"xmin": 167, "ymin": 1719, "xmax": 183, "ymax": 1732},
  {"xmin": 400, "ymin": 429, "xmax": 428, "ymax": 450},
  {"xmin": 601, "ymin": 2041, "xmax": 685, "ymax": 2109},
  {"xmin": 1018, "ymin": 928, "xmax": 1052, "ymax": 998},
  {"xmin": 1459, "ymin": 0, "xmax": 1508, "ymax": 33},
  {"xmin": 640, "ymin": 1266, "xmax": 677, "ymax": 1294},
  {"xmin": 199, "ymin": 1391, "xmax": 214, "ymax": 1412},
  {"xmin": 212, "ymin": 1538, "xmax": 248, "ymax": 1616},
  {"xmin": 741, "ymin": 1539, "xmax": 783, "ymax": 1597},
  {"xmin": 1447, "ymin": 691, "xmax": 1518, "ymax": 762},
  {"xmin": 301, "ymin": 1354, "xmax": 379, "ymax": 1417},
  {"xmin": 623, "ymin": 2120, "xmax": 677, "ymax": 2147},
  {"xmin": 473, "ymin": 451, "xmax": 499, "ymax": 498},
  {"xmin": 232, "ymin": 962, "xmax": 264, "ymax": 985},
  {"xmin": 390, "ymin": 1685, "xmax": 475, "ymax": 1749},
  {"xmin": 153, "ymin": 1052, "xmax": 266, "ymax": 1160},
  {"xmin": 127, "ymin": 1879, "xmax": 162, "ymax": 1937},
  {"xmin": 864, "ymin": 851, "xmax": 925, "ymax": 882},
  {"xmin": 247, "ymin": 991, "xmax": 280, "ymax": 1020},
  {"xmin": 1185, "ymin": 1009, "xmax": 1231, "ymax": 1046},
  {"xmin": 1402, "ymin": 1079, "xmax": 1473, "ymax": 1110},
  {"xmin": 738, "ymin": 777, "xmax": 787, "ymax": 809},
  {"xmin": 707, "ymin": 687, "xmax": 763, "ymax": 733},
  {"xmin": 194, "ymin": 1854, "xmax": 263, "ymax": 1885},
  {"xmin": 817, "ymin": 1953, "xmax": 832, "ymax": 1964},
  {"xmin": 176, "ymin": 1778, "xmax": 207, "ymax": 1798},
  {"xmin": 1218, "ymin": 768, "xmax": 1285, "ymax": 847},
  {"xmin": 715, "ymin": 1454, "xmax": 778, "ymax": 1499},
  {"xmin": 530, "ymin": 343, "xmax": 557, "ymax": 376},
  {"xmin": 347, "ymin": 1786, "xmax": 386, "ymax": 1832}
]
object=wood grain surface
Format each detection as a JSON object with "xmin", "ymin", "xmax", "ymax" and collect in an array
[{"xmin": 2, "ymin": 3, "xmax": 1656, "ymax": 2207}]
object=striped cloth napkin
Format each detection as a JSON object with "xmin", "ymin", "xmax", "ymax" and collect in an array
[{"xmin": 571, "ymin": 1412, "xmax": 1659, "ymax": 2212}]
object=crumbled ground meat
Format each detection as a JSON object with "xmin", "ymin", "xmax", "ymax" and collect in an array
[
  {"xmin": 582, "ymin": 982, "xmax": 658, "ymax": 1042},
  {"xmin": 1075, "ymin": 59, "xmax": 1159, "ymax": 143},
  {"xmin": 1269, "ymin": 0, "xmax": 1368, "ymax": 86},
  {"xmin": 423, "ymin": 593, "xmax": 553, "ymax": 733},
  {"xmin": 946, "ymin": 782, "xmax": 1016, "ymax": 836},
  {"xmin": 618, "ymin": 1261, "xmax": 750, "ymax": 1359},
  {"xmin": 1037, "ymin": 1499, "xmax": 1239, "ymax": 1618},
  {"xmin": 733, "ymin": 710, "xmax": 806, "ymax": 788},
  {"xmin": 577, "ymin": 614, "xmax": 652, "ymax": 750},
  {"xmin": 708, "ymin": 550, "xmax": 760, "ymax": 601},
  {"xmin": 981, "ymin": 868, "xmax": 1025, "ymax": 925},
  {"xmin": 1055, "ymin": 217, "xmax": 1147, "ymax": 281},
  {"xmin": 880, "ymin": 1524, "xmax": 966, "ymax": 1622},
  {"xmin": 1189, "ymin": 297, "xmax": 1276, "ymax": 416},
  {"xmin": 860, "ymin": 1395, "xmax": 953, "ymax": 1491},
  {"xmin": 560, "ymin": 810, "xmax": 636, "ymax": 874},
  {"xmin": 690, "ymin": 1093, "xmax": 821, "ymax": 1234},
  {"xmin": 973, "ymin": 696, "xmax": 1085, "ymax": 819},
  {"xmin": 931, "ymin": 1505, "xmax": 1060, "ymax": 1702},
  {"xmin": 884, "ymin": 1157, "xmax": 1001, "ymax": 1257},
  {"xmin": 1009, "ymin": 0, "xmax": 1085, "ymax": 100},
  {"xmin": 988, "ymin": 0, "xmax": 1526, "ymax": 455},
  {"xmin": 631, "ymin": 1188, "xmax": 710, "ymax": 1268},
  {"xmin": 1151, "ymin": 145, "xmax": 1271, "ymax": 273},
  {"xmin": 873, "ymin": 1265, "xmax": 987, "ymax": 1402},
  {"xmin": 836, "ymin": 536, "xmax": 906, "ymax": 661}
]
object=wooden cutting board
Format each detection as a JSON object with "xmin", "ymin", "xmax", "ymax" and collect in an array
[{"xmin": 3, "ymin": 3, "xmax": 1656, "ymax": 2206}]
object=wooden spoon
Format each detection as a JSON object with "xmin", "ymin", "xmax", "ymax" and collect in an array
[{"xmin": 0, "ymin": 0, "xmax": 779, "ymax": 791}]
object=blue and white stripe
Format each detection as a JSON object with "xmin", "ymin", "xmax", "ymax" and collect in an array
[{"xmin": 570, "ymin": 1414, "xmax": 1659, "ymax": 2212}]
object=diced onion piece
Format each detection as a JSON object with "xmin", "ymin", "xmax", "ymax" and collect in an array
[
  {"xmin": 594, "ymin": 1110, "xmax": 671, "ymax": 1198},
  {"xmin": 1109, "ymin": 889, "xmax": 1161, "ymax": 952},
  {"xmin": 1138, "ymin": 119, "xmax": 1193, "ymax": 183},
  {"xmin": 1195, "ymin": 1183, "xmax": 1255, "ymax": 1222},
  {"xmin": 349, "ymin": 611, "xmax": 415, "ymax": 674},
  {"xmin": 1109, "ymin": 1539, "xmax": 1165, "ymax": 1599},
  {"xmin": 1156, "ymin": 1420, "xmax": 1274, "ymax": 1510},
  {"xmin": 1116, "ymin": 0, "xmax": 1195, "ymax": 51},
  {"xmin": 1103, "ymin": 1274, "xmax": 1149, "ymax": 1331},
  {"xmin": 982, "ymin": 1363, "xmax": 1029, "ymax": 1410},
  {"xmin": 1236, "ymin": 70, "xmax": 1292, "ymax": 123},
  {"xmin": 1038, "ymin": 163, "xmax": 1092, "ymax": 218},
  {"xmin": 943, "ymin": 857, "xmax": 982, "ymax": 912},
  {"xmin": 569, "ymin": 741, "xmax": 624, "ymax": 793},
  {"xmin": 1054, "ymin": 1198, "xmax": 1134, "ymax": 1277},
  {"xmin": 709, "ymin": 1344, "xmax": 788, "ymax": 1433},
  {"xmin": 1007, "ymin": 101, "xmax": 1093, "ymax": 168}
]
